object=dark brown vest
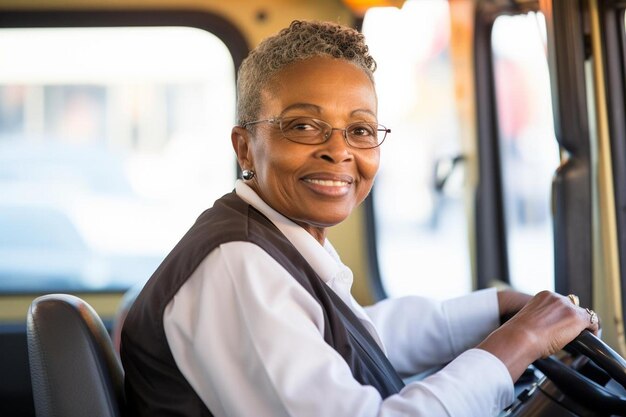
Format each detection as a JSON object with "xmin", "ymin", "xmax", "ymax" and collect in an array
[{"xmin": 121, "ymin": 192, "xmax": 404, "ymax": 416}]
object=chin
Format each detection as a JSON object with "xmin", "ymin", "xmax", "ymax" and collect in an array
[
  {"xmin": 295, "ymin": 203, "xmax": 357, "ymax": 229},
  {"xmin": 306, "ymin": 212, "xmax": 352, "ymax": 228}
]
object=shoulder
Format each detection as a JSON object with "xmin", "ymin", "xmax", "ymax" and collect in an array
[
  {"xmin": 166, "ymin": 240, "xmax": 323, "ymax": 330},
  {"xmin": 182, "ymin": 241, "xmax": 296, "ymax": 297}
]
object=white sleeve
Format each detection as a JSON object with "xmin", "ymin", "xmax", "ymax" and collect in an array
[
  {"xmin": 163, "ymin": 242, "xmax": 513, "ymax": 417},
  {"xmin": 364, "ymin": 289, "xmax": 501, "ymax": 374}
]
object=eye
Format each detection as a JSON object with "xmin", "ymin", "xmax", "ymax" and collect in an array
[
  {"xmin": 282, "ymin": 118, "xmax": 321, "ymax": 133},
  {"xmin": 349, "ymin": 123, "xmax": 376, "ymax": 137}
]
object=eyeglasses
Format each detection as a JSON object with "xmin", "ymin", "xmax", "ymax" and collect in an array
[{"xmin": 242, "ymin": 116, "xmax": 390, "ymax": 149}]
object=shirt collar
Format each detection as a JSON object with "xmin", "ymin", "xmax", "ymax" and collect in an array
[{"xmin": 234, "ymin": 180, "xmax": 351, "ymax": 287}]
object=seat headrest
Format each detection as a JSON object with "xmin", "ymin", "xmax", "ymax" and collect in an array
[{"xmin": 27, "ymin": 294, "xmax": 125, "ymax": 417}]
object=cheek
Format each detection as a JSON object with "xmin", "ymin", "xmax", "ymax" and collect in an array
[
  {"xmin": 354, "ymin": 153, "xmax": 379, "ymax": 204},
  {"xmin": 359, "ymin": 152, "xmax": 380, "ymax": 180},
  {"xmin": 256, "ymin": 148, "xmax": 303, "ymax": 192},
  {"xmin": 265, "ymin": 155, "xmax": 298, "ymax": 181},
  {"xmin": 253, "ymin": 141, "xmax": 281, "ymax": 175},
  {"xmin": 263, "ymin": 143, "xmax": 309, "ymax": 175}
]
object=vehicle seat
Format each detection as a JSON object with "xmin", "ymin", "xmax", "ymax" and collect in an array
[{"xmin": 26, "ymin": 294, "xmax": 125, "ymax": 417}]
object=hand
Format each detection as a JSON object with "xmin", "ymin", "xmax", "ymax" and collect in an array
[
  {"xmin": 497, "ymin": 290, "xmax": 532, "ymax": 323},
  {"xmin": 478, "ymin": 290, "xmax": 601, "ymax": 382}
]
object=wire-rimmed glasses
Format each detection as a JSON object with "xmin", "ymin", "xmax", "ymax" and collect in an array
[{"xmin": 242, "ymin": 116, "xmax": 390, "ymax": 149}]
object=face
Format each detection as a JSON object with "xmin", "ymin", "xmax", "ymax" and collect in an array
[{"xmin": 231, "ymin": 56, "xmax": 380, "ymax": 243}]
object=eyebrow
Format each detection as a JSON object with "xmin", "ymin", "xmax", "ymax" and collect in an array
[
  {"xmin": 280, "ymin": 103, "xmax": 322, "ymax": 115},
  {"xmin": 351, "ymin": 109, "xmax": 377, "ymax": 119},
  {"xmin": 279, "ymin": 103, "xmax": 377, "ymax": 119}
]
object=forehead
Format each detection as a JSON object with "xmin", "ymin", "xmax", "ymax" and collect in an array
[{"xmin": 260, "ymin": 56, "xmax": 377, "ymax": 116}]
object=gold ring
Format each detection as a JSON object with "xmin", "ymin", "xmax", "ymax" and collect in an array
[
  {"xmin": 568, "ymin": 294, "xmax": 580, "ymax": 306},
  {"xmin": 586, "ymin": 308, "xmax": 599, "ymax": 325}
]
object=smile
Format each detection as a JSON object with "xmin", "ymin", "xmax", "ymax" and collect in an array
[{"xmin": 303, "ymin": 178, "xmax": 351, "ymax": 187}]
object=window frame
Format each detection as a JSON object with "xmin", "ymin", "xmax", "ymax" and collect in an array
[
  {"xmin": 363, "ymin": 191, "xmax": 386, "ymax": 300},
  {"xmin": 533, "ymin": 0, "xmax": 594, "ymax": 306},
  {"xmin": 476, "ymin": 0, "xmax": 596, "ymax": 301},
  {"xmin": 0, "ymin": 9, "xmax": 249, "ymax": 69},
  {"xmin": 361, "ymin": 3, "xmax": 477, "ymax": 301},
  {"xmin": 0, "ymin": 9, "xmax": 248, "ymax": 295},
  {"xmin": 362, "ymin": 0, "xmax": 597, "ymax": 302},
  {"xmin": 473, "ymin": 2, "xmax": 520, "ymax": 289},
  {"xmin": 599, "ymin": 0, "xmax": 626, "ymax": 338},
  {"xmin": 363, "ymin": 1, "xmax": 549, "ymax": 298},
  {"xmin": 460, "ymin": 0, "xmax": 553, "ymax": 291}
]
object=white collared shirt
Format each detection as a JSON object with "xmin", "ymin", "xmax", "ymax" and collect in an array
[{"xmin": 163, "ymin": 181, "xmax": 514, "ymax": 416}]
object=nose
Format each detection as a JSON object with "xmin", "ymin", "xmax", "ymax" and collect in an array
[{"xmin": 317, "ymin": 129, "xmax": 353, "ymax": 163}]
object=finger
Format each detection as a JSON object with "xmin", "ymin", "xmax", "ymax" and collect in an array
[
  {"xmin": 567, "ymin": 294, "xmax": 580, "ymax": 306},
  {"xmin": 563, "ymin": 293, "xmax": 600, "ymax": 334},
  {"xmin": 557, "ymin": 293, "xmax": 599, "ymax": 329},
  {"xmin": 582, "ymin": 307, "xmax": 601, "ymax": 335}
]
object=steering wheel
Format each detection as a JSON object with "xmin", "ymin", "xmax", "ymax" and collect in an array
[{"xmin": 533, "ymin": 330, "xmax": 626, "ymax": 415}]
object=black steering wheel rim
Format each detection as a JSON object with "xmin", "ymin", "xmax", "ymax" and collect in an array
[{"xmin": 533, "ymin": 330, "xmax": 626, "ymax": 415}]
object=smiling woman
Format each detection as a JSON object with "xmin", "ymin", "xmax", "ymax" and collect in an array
[
  {"xmin": 120, "ymin": 19, "xmax": 600, "ymax": 417},
  {"xmin": 232, "ymin": 56, "xmax": 381, "ymax": 243},
  {"xmin": 2, "ymin": 1, "xmax": 625, "ymax": 416}
]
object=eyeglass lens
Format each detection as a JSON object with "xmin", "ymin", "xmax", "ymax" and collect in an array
[{"xmin": 279, "ymin": 117, "xmax": 386, "ymax": 148}]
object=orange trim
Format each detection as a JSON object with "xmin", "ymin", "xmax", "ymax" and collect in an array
[{"xmin": 341, "ymin": 0, "xmax": 404, "ymax": 17}]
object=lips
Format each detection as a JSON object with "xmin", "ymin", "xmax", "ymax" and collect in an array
[
  {"xmin": 303, "ymin": 178, "xmax": 350, "ymax": 186},
  {"xmin": 300, "ymin": 173, "xmax": 354, "ymax": 196},
  {"xmin": 301, "ymin": 174, "xmax": 354, "ymax": 186}
]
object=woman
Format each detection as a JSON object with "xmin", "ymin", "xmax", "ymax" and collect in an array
[{"xmin": 121, "ymin": 20, "xmax": 600, "ymax": 417}]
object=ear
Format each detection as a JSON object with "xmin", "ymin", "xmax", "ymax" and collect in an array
[{"xmin": 231, "ymin": 126, "xmax": 253, "ymax": 170}]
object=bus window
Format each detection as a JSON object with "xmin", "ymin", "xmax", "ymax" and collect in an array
[
  {"xmin": 0, "ymin": 27, "xmax": 236, "ymax": 293},
  {"xmin": 363, "ymin": 0, "xmax": 471, "ymax": 299},
  {"xmin": 491, "ymin": 13, "xmax": 558, "ymax": 294}
]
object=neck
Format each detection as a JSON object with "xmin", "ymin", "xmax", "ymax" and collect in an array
[{"xmin": 299, "ymin": 223, "xmax": 327, "ymax": 245}]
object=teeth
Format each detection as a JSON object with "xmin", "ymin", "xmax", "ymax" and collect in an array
[{"xmin": 305, "ymin": 179, "xmax": 349, "ymax": 186}]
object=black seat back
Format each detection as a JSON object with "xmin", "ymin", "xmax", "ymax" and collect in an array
[{"xmin": 26, "ymin": 294, "xmax": 125, "ymax": 417}]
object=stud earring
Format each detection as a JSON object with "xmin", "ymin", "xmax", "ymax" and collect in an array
[{"xmin": 242, "ymin": 169, "xmax": 255, "ymax": 180}]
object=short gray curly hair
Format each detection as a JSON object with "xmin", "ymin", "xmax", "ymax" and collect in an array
[{"xmin": 236, "ymin": 20, "xmax": 377, "ymax": 126}]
